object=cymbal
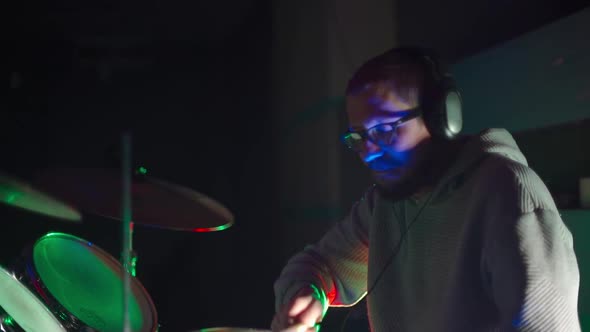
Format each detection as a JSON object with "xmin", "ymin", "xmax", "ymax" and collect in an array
[
  {"xmin": 0, "ymin": 172, "xmax": 82, "ymax": 222},
  {"xmin": 33, "ymin": 168, "xmax": 234, "ymax": 232}
]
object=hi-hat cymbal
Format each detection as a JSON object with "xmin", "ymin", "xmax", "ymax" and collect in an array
[
  {"xmin": 32, "ymin": 168, "xmax": 234, "ymax": 232},
  {"xmin": 0, "ymin": 172, "xmax": 82, "ymax": 222}
]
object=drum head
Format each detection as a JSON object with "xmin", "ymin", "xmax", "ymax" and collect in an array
[
  {"xmin": 0, "ymin": 266, "xmax": 65, "ymax": 332},
  {"xmin": 32, "ymin": 233, "xmax": 157, "ymax": 332}
]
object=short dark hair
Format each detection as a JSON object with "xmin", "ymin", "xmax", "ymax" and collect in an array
[{"xmin": 346, "ymin": 46, "xmax": 446, "ymax": 101}]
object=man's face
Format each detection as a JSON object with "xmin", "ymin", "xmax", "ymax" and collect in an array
[{"xmin": 345, "ymin": 80, "xmax": 431, "ymax": 192}]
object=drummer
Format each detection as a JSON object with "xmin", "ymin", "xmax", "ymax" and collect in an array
[{"xmin": 271, "ymin": 47, "xmax": 581, "ymax": 331}]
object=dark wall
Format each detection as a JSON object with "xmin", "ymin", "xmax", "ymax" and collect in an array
[
  {"xmin": 513, "ymin": 119, "xmax": 590, "ymax": 209},
  {"xmin": 394, "ymin": 0, "xmax": 590, "ymax": 211},
  {"xmin": 396, "ymin": 0, "xmax": 589, "ymax": 63},
  {"xmin": 2, "ymin": 1, "xmax": 277, "ymax": 331}
]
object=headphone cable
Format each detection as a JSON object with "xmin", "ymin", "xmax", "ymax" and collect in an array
[{"xmin": 339, "ymin": 188, "xmax": 437, "ymax": 331}]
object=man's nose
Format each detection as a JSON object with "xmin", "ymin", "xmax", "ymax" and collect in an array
[{"xmin": 360, "ymin": 140, "xmax": 384, "ymax": 163}]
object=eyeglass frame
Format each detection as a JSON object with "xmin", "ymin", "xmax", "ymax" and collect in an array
[{"xmin": 341, "ymin": 108, "xmax": 423, "ymax": 151}]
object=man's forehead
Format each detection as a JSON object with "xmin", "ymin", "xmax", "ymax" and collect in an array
[
  {"xmin": 348, "ymin": 82, "xmax": 417, "ymax": 107},
  {"xmin": 347, "ymin": 82, "xmax": 389, "ymax": 104},
  {"xmin": 346, "ymin": 60, "xmax": 423, "ymax": 92},
  {"xmin": 347, "ymin": 96, "xmax": 410, "ymax": 123}
]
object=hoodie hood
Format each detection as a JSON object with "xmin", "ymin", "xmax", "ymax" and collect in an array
[{"xmin": 433, "ymin": 128, "xmax": 528, "ymax": 198}]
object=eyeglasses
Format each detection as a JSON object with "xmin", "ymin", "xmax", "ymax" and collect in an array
[{"xmin": 341, "ymin": 108, "xmax": 422, "ymax": 151}]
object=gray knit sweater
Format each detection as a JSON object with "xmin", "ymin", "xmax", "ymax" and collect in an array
[{"xmin": 274, "ymin": 128, "xmax": 580, "ymax": 331}]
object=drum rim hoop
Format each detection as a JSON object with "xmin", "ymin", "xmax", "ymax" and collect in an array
[
  {"xmin": 0, "ymin": 265, "xmax": 67, "ymax": 331},
  {"xmin": 22, "ymin": 232, "xmax": 159, "ymax": 331}
]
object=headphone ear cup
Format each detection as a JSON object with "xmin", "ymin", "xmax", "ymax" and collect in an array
[
  {"xmin": 443, "ymin": 88, "xmax": 463, "ymax": 139},
  {"xmin": 423, "ymin": 76, "xmax": 463, "ymax": 140},
  {"xmin": 440, "ymin": 76, "xmax": 463, "ymax": 139}
]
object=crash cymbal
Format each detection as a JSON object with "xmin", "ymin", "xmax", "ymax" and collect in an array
[
  {"xmin": 0, "ymin": 172, "xmax": 82, "ymax": 222},
  {"xmin": 33, "ymin": 168, "xmax": 234, "ymax": 232}
]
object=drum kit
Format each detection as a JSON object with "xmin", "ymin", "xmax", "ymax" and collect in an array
[{"xmin": 0, "ymin": 136, "xmax": 269, "ymax": 332}]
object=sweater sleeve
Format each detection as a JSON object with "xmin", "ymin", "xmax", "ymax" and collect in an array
[
  {"xmin": 484, "ymin": 208, "xmax": 581, "ymax": 331},
  {"xmin": 273, "ymin": 188, "xmax": 374, "ymax": 311}
]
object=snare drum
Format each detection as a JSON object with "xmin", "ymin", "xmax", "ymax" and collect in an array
[
  {"xmin": 0, "ymin": 265, "xmax": 66, "ymax": 332},
  {"xmin": 17, "ymin": 232, "xmax": 158, "ymax": 332}
]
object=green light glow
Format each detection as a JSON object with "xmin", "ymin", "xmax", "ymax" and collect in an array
[
  {"xmin": 310, "ymin": 283, "xmax": 328, "ymax": 317},
  {"xmin": 136, "ymin": 167, "xmax": 148, "ymax": 175},
  {"xmin": 216, "ymin": 223, "xmax": 232, "ymax": 231},
  {"xmin": 193, "ymin": 221, "xmax": 233, "ymax": 233},
  {"xmin": 3, "ymin": 315, "xmax": 15, "ymax": 326},
  {"xmin": 4, "ymin": 193, "xmax": 18, "ymax": 203},
  {"xmin": 131, "ymin": 256, "xmax": 137, "ymax": 277},
  {"xmin": 33, "ymin": 233, "xmax": 149, "ymax": 332},
  {"xmin": 0, "ymin": 174, "xmax": 82, "ymax": 221}
]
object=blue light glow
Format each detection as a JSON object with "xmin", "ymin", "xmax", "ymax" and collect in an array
[{"xmin": 364, "ymin": 151, "xmax": 384, "ymax": 163}]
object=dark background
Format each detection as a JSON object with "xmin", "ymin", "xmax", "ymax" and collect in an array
[
  {"xmin": 2, "ymin": 0, "xmax": 276, "ymax": 330},
  {"xmin": 2, "ymin": 0, "xmax": 589, "ymax": 331}
]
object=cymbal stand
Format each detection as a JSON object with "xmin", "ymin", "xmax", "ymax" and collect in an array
[{"xmin": 121, "ymin": 132, "xmax": 134, "ymax": 332}]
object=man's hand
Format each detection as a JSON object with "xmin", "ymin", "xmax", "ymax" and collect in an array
[{"xmin": 271, "ymin": 285, "xmax": 325, "ymax": 332}]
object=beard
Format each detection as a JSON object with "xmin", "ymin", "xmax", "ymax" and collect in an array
[
  {"xmin": 368, "ymin": 151, "xmax": 432, "ymax": 200},
  {"xmin": 367, "ymin": 137, "xmax": 467, "ymax": 200},
  {"xmin": 372, "ymin": 166, "xmax": 421, "ymax": 200}
]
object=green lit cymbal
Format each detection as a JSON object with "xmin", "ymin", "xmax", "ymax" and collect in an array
[
  {"xmin": 0, "ymin": 172, "xmax": 81, "ymax": 222},
  {"xmin": 33, "ymin": 168, "xmax": 234, "ymax": 232}
]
